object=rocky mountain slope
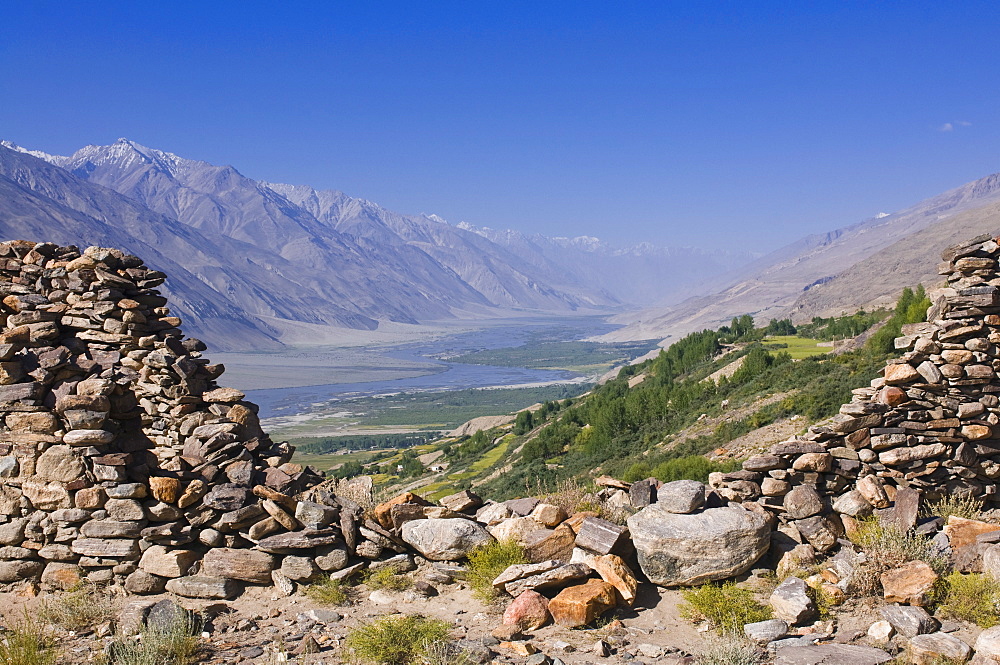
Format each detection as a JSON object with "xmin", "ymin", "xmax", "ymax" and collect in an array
[
  {"xmin": 0, "ymin": 139, "xmax": 756, "ymax": 350},
  {"xmin": 599, "ymin": 173, "xmax": 1000, "ymax": 344}
]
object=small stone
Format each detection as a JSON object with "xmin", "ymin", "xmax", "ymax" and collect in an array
[
  {"xmin": 503, "ymin": 590, "xmax": 551, "ymax": 630},
  {"xmin": 744, "ymin": 619, "xmax": 788, "ymax": 643},
  {"xmin": 770, "ymin": 577, "xmax": 817, "ymax": 625},
  {"xmin": 879, "ymin": 605, "xmax": 938, "ymax": 638},
  {"xmin": 908, "ymin": 632, "xmax": 972, "ymax": 665},
  {"xmin": 655, "ymin": 480, "xmax": 706, "ymax": 514},
  {"xmin": 867, "ymin": 620, "xmax": 894, "ymax": 642}
]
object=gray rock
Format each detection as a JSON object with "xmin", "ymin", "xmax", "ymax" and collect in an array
[
  {"xmin": 655, "ymin": 480, "xmax": 705, "ymax": 514},
  {"xmin": 81, "ymin": 520, "xmax": 146, "ymax": 538},
  {"xmin": 627, "ymin": 505, "xmax": 770, "ymax": 585},
  {"xmin": 501, "ymin": 562, "xmax": 592, "ymax": 597},
  {"xmin": 574, "ymin": 516, "xmax": 629, "ymax": 555},
  {"xmin": 879, "ymin": 605, "xmax": 938, "ymax": 638},
  {"xmin": 975, "ymin": 626, "xmax": 1000, "ymax": 665},
  {"xmin": 0, "ymin": 518, "xmax": 27, "ymax": 545},
  {"xmin": 34, "ymin": 445, "xmax": 84, "ymax": 483},
  {"xmin": 281, "ymin": 555, "xmax": 320, "ymax": 582},
  {"xmin": 295, "ymin": 500, "xmax": 338, "ymax": 529},
  {"xmin": 315, "ymin": 545, "xmax": 350, "ymax": 572},
  {"xmin": 783, "ymin": 486, "xmax": 824, "ymax": 519},
  {"xmin": 106, "ymin": 483, "xmax": 147, "ymax": 499},
  {"xmin": 201, "ymin": 548, "xmax": 276, "ymax": 583},
  {"xmin": 832, "ymin": 491, "xmax": 872, "ymax": 518},
  {"xmin": 0, "ymin": 559, "xmax": 43, "ymax": 582},
  {"xmin": 401, "ymin": 518, "xmax": 494, "ymax": 560},
  {"xmin": 774, "ymin": 644, "xmax": 892, "ymax": 665},
  {"xmin": 0, "ymin": 456, "xmax": 17, "ymax": 478},
  {"xmin": 770, "ymin": 577, "xmax": 817, "ymax": 625},
  {"xmin": 165, "ymin": 575, "xmax": 239, "ymax": 599},
  {"xmin": 369, "ymin": 554, "xmax": 416, "ymax": 573},
  {"xmin": 908, "ymin": 632, "xmax": 972, "ymax": 664},
  {"xmin": 745, "ymin": 619, "xmax": 789, "ymax": 643},
  {"xmin": 124, "ymin": 570, "xmax": 168, "ymax": 595},
  {"xmin": 146, "ymin": 599, "xmax": 197, "ymax": 634},
  {"xmin": 105, "ymin": 498, "xmax": 145, "ymax": 521}
]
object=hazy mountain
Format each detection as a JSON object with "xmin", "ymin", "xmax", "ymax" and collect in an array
[
  {"xmin": 0, "ymin": 138, "xmax": 755, "ymax": 350},
  {"xmin": 599, "ymin": 172, "xmax": 1000, "ymax": 344}
]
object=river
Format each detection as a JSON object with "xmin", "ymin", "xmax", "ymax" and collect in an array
[{"xmin": 240, "ymin": 316, "xmax": 620, "ymax": 420}]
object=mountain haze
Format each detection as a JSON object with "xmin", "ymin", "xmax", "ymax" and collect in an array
[
  {"xmin": 0, "ymin": 139, "xmax": 756, "ymax": 350},
  {"xmin": 599, "ymin": 171, "xmax": 1000, "ymax": 344}
]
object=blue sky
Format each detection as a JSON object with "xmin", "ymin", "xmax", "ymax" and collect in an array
[{"xmin": 2, "ymin": 2, "xmax": 999, "ymax": 251}]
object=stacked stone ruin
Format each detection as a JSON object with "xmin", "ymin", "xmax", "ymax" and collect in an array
[
  {"xmin": 0, "ymin": 239, "xmax": 340, "ymax": 597},
  {"xmin": 711, "ymin": 233, "xmax": 1000, "ymax": 552}
]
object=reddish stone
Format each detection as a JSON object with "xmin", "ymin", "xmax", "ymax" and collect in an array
[
  {"xmin": 503, "ymin": 590, "xmax": 551, "ymax": 630},
  {"xmin": 548, "ymin": 579, "xmax": 618, "ymax": 628}
]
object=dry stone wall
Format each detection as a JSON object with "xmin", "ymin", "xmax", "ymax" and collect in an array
[
  {"xmin": 712, "ymin": 233, "xmax": 1000, "ymax": 552},
  {"xmin": 0, "ymin": 239, "xmax": 330, "ymax": 596}
]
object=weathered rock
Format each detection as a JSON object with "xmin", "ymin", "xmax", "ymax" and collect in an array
[
  {"xmin": 745, "ymin": 618, "xmax": 788, "ymax": 643},
  {"xmin": 770, "ymin": 577, "xmax": 817, "ymax": 625},
  {"xmin": 401, "ymin": 518, "xmax": 494, "ymax": 560},
  {"xmin": 588, "ymin": 554, "xmax": 638, "ymax": 606},
  {"xmin": 374, "ymin": 492, "xmax": 431, "ymax": 530},
  {"xmin": 574, "ymin": 517, "xmax": 629, "ymax": 555},
  {"xmin": 908, "ymin": 632, "xmax": 972, "ymax": 665},
  {"xmin": 881, "ymin": 560, "xmax": 938, "ymax": 606},
  {"xmin": 627, "ymin": 505, "xmax": 770, "ymax": 585},
  {"xmin": 489, "ymin": 516, "xmax": 547, "ymax": 546},
  {"xmin": 40, "ymin": 562, "xmax": 83, "ymax": 590},
  {"xmin": 945, "ymin": 516, "xmax": 1000, "ymax": 550},
  {"xmin": 774, "ymin": 644, "xmax": 892, "ymax": 665},
  {"xmin": 255, "ymin": 529, "xmax": 341, "ymax": 553},
  {"xmin": 548, "ymin": 579, "xmax": 617, "ymax": 628},
  {"xmin": 0, "ymin": 559, "xmax": 43, "ymax": 582},
  {"xmin": 139, "ymin": 546, "xmax": 197, "ymax": 578},
  {"xmin": 784, "ymin": 486, "xmax": 825, "ymax": 519},
  {"xmin": 655, "ymin": 480, "xmax": 706, "ymax": 514},
  {"xmin": 201, "ymin": 548, "xmax": 276, "ymax": 583},
  {"xmin": 974, "ymin": 626, "xmax": 1000, "ymax": 665},
  {"xmin": 530, "ymin": 503, "xmax": 567, "ymax": 527},
  {"xmin": 503, "ymin": 590, "xmax": 551, "ymax": 630},
  {"xmin": 502, "ymin": 562, "xmax": 592, "ymax": 597},
  {"xmin": 124, "ymin": 570, "xmax": 168, "ymax": 595},
  {"xmin": 34, "ymin": 445, "xmax": 86, "ymax": 483},
  {"xmin": 867, "ymin": 620, "xmax": 894, "ymax": 642},
  {"xmin": 440, "ymin": 490, "xmax": 483, "ymax": 513},
  {"xmin": 879, "ymin": 605, "xmax": 939, "ymax": 638},
  {"xmin": 524, "ymin": 523, "xmax": 576, "ymax": 563},
  {"xmin": 71, "ymin": 538, "xmax": 139, "ymax": 558},
  {"xmin": 165, "ymin": 575, "xmax": 239, "ymax": 599},
  {"xmin": 295, "ymin": 501, "xmax": 338, "ymax": 530},
  {"xmin": 149, "ymin": 477, "xmax": 182, "ymax": 504},
  {"xmin": 281, "ymin": 555, "xmax": 320, "ymax": 582}
]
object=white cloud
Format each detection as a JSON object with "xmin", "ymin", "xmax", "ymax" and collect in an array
[{"xmin": 939, "ymin": 120, "xmax": 972, "ymax": 132}]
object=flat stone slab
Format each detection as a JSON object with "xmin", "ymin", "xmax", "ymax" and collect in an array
[{"xmin": 775, "ymin": 644, "xmax": 892, "ymax": 665}]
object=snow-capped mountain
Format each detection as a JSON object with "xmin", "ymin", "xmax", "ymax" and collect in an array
[{"xmin": 0, "ymin": 138, "xmax": 755, "ymax": 349}]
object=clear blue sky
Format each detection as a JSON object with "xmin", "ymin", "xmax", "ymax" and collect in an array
[{"xmin": 2, "ymin": 2, "xmax": 999, "ymax": 251}]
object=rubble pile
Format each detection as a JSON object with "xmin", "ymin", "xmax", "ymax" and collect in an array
[{"xmin": 712, "ymin": 233, "xmax": 1000, "ymax": 553}]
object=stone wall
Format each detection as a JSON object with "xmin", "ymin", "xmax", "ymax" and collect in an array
[
  {"xmin": 711, "ymin": 233, "xmax": 1000, "ymax": 553},
  {"xmin": 0, "ymin": 240, "xmax": 333, "ymax": 596}
]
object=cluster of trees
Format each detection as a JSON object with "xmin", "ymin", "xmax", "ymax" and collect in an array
[
  {"xmin": 796, "ymin": 310, "xmax": 886, "ymax": 341},
  {"xmin": 297, "ymin": 432, "xmax": 440, "ymax": 455},
  {"xmin": 479, "ymin": 286, "xmax": 930, "ymax": 500}
]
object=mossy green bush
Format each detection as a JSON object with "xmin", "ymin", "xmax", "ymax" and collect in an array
[
  {"xmin": 679, "ymin": 582, "xmax": 772, "ymax": 633},
  {"xmin": 364, "ymin": 567, "xmax": 412, "ymax": 591},
  {"xmin": 346, "ymin": 615, "xmax": 451, "ymax": 665},
  {"xmin": 306, "ymin": 576, "xmax": 349, "ymax": 605},
  {"xmin": 938, "ymin": 572, "xmax": 1000, "ymax": 628},
  {"xmin": 466, "ymin": 540, "xmax": 528, "ymax": 601}
]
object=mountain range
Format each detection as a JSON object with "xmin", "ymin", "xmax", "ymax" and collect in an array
[
  {"xmin": 598, "ymin": 171, "xmax": 1000, "ymax": 344},
  {"xmin": 0, "ymin": 139, "xmax": 753, "ymax": 350}
]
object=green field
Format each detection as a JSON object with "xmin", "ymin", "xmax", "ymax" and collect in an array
[
  {"xmin": 764, "ymin": 335, "xmax": 830, "ymax": 359},
  {"xmin": 266, "ymin": 383, "xmax": 590, "ymax": 438}
]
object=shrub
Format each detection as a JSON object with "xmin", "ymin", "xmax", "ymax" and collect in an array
[
  {"xmin": 938, "ymin": 572, "xmax": 1000, "ymax": 628},
  {"xmin": 39, "ymin": 582, "xmax": 119, "ymax": 630},
  {"xmin": 466, "ymin": 540, "xmax": 528, "ymax": 602},
  {"xmin": 537, "ymin": 477, "xmax": 597, "ymax": 516},
  {"xmin": 346, "ymin": 614, "xmax": 451, "ymax": 665},
  {"xmin": 104, "ymin": 609, "xmax": 201, "ymax": 665},
  {"xmin": 306, "ymin": 576, "xmax": 349, "ymax": 605},
  {"xmin": 679, "ymin": 582, "xmax": 772, "ymax": 633},
  {"xmin": 922, "ymin": 495, "xmax": 985, "ymax": 522},
  {"xmin": 0, "ymin": 616, "xmax": 59, "ymax": 665},
  {"xmin": 364, "ymin": 567, "xmax": 412, "ymax": 591},
  {"xmin": 695, "ymin": 632, "xmax": 765, "ymax": 665},
  {"xmin": 850, "ymin": 518, "xmax": 948, "ymax": 575}
]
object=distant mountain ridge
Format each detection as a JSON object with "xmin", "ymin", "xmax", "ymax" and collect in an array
[
  {"xmin": 599, "ymin": 170, "xmax": 1000, "ymax": 344},
  {"xmin": 0, "ymin": 138, "xmax": 753, "ymax": 350}
]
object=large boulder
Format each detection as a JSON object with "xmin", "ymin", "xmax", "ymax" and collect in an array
[
  {"xmin": 626, "ymin": 505, "xmax": 771, "ymax": 586},
  {"xmin": 400, "ymin": 518, "xmax": 494, "ymax": 560}
]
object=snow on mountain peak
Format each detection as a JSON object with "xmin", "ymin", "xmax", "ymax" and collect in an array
[{"xmin": 0, "ymin": 140, "xmax": 63, "ymax": 165}]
